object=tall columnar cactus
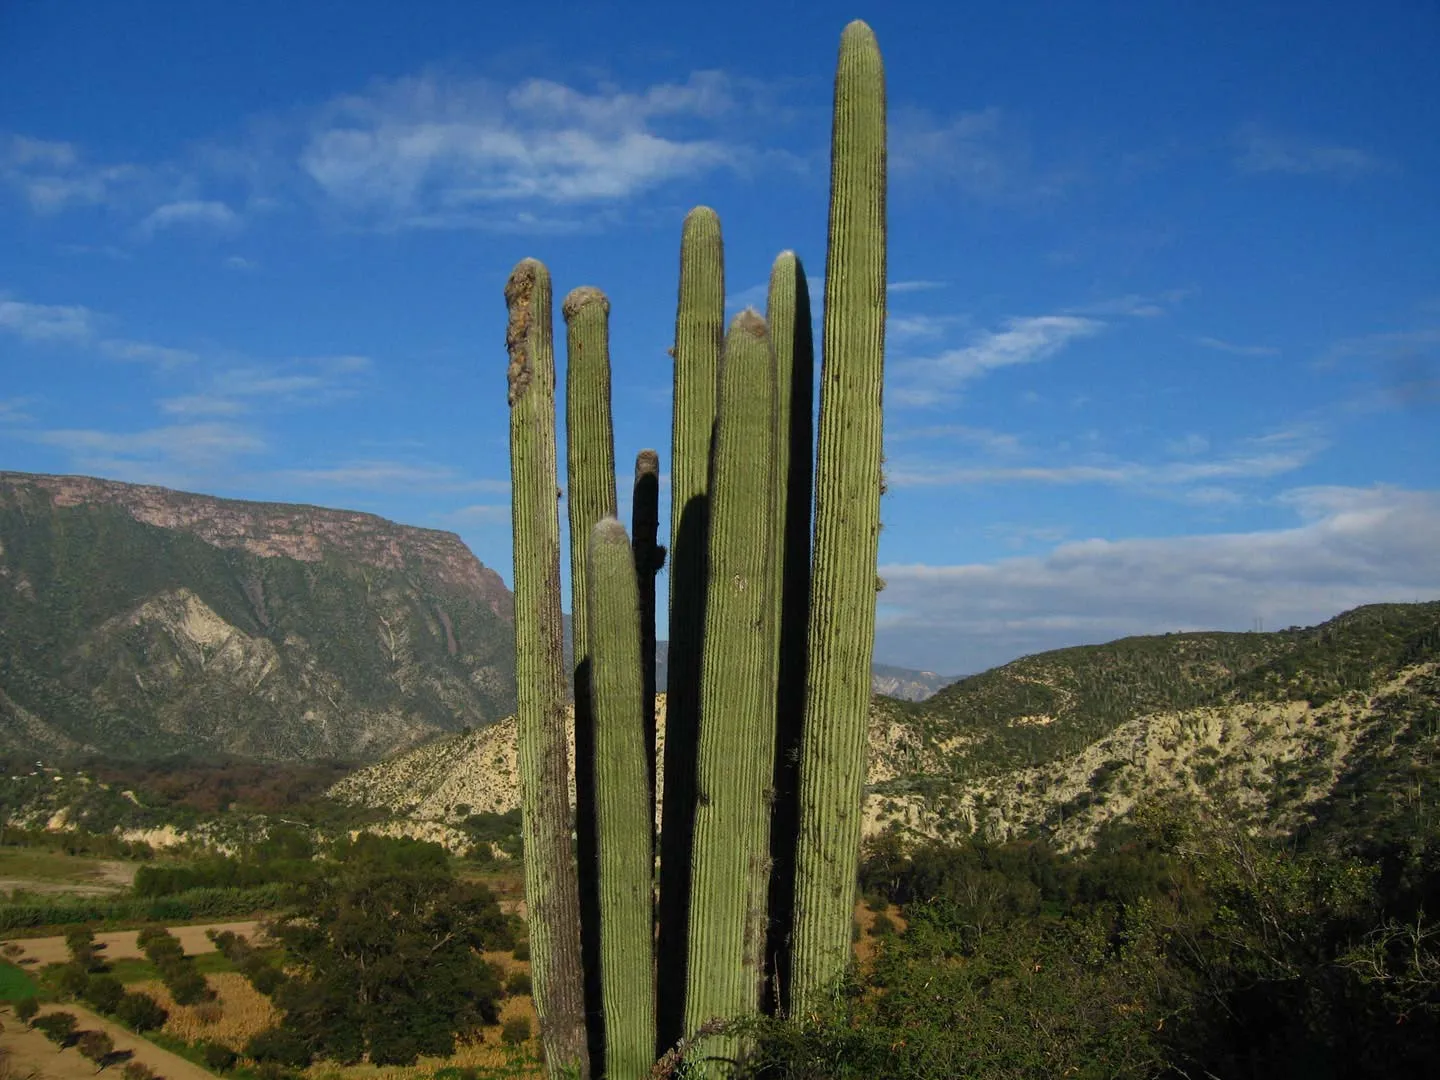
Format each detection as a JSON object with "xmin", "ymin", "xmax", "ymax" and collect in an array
[
  {"xmin": 562, "ymin": 285, "xmax": 619, "ymax": 1067},
  {"xmin": 656, "ymin": 205, "xmax": 726, "ymax": 1052},
  {"xmin": 761, "ymin": 251, "xmax": 816, "ymax": 1012},
  {"xmin": 504, "ymin": 258, "xmax": 590, "ymax": 1080},
  {"xmin": 791, "ymin": 20, "xmax": 888, "ymax": 1016},
  {"xmin": 586, "ymin": 516, "xmax": 657, "ymax": 1080},
  {"xmin": 631, "ymin": 448, "xmax": 665, "ymax": 845},
  {"xmin": 684, "ymin": 309, "xmax": 779, "ymax": 1063}
]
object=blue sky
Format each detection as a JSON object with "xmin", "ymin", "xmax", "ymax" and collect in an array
[{"xmin": 2, "ymin": 1, "xmax": 1437, "ymax": 674}]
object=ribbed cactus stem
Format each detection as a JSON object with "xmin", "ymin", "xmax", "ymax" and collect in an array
[
  {"xmin": 505, "ymin": 258, "xmax": 590, "ymax": 1079},
  {"xmin": 791, "ymin": 20, "xmax": 888, "ymax": 1016},
  {"xmin": 587, "ymin": 516, "xmax": 657, "ymax": 1080},
  {"xmin": 657, "ymin": 205, "xmax": 725, "ymax": 1053},
  {"xmin": 631, "ymin": 448, "xmax": 665, "ymax": 849},
  {"xmin": 762, "ymin": 251, "xmax": 815, "ymax": 1016},
  {"xmin": 562, "ymin": 284, "xmax": 618, "ymax": 1073},
  {"xmin": 684, "ymin": 308, "xmax": 779, "ymax": 1065}
]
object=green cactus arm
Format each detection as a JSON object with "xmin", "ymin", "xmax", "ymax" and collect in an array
[
  {"xmin": 562, "ymin": 284, "xmax": 619, "ymax": 1074},
  {"xmin": 761, "ymin": 250, "xmax": 816, "ymax": 1016},
  {"xmin": 505, "ymin": 258, "xmax": 590, "ymax": 1079},
  {"xmin": 587, "ymin": 516, "xmax": 658, "ymax": 1080},
  {"xmin": 631, "ymin": 448, "xmax": 664, "ymax": 853},
  {"xmin": 684, "ymin": 308, "xmax": 779, "ymax": 1059},
  {"xmin": 791, "ymin": 19, "xmax": 888, "ymax": 1017},
  {"xmin": 657, "ymin": 205, "xmax": 725, "ymax": 1053}
]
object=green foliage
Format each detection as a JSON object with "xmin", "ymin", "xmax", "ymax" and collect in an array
[
  {"xmin": 76, "ymin": 1029, "xmax": 115, "ymax": 1069},
  {"xmin": 501, "ymin": 1017, "xmax": 532, "ymax": 1047},
  {"xmin": 201, "ymin": 1043, "xmax": 238, "ymax": 1073},
  {"xmin": 121, "ymin": 1062, "xmax": 154, "ymax": 1080},
  {"xmin": 83, "ymin": 973, "xmax": 125, "ymax": 1014},
  {"xmin": 245, "ymin": 1027, "xmax": 313, "ymax": 1069},
  {"xmin": 0, "ymin": 883, "xmax": 287, "ymax": 931},
  {"xmin": 505, "ymin": 971, "xmax": 533, "ymax": 997},
  {"xmin": 114, "ymin": 991, "xmax": 168, "ymax": 1032},
  {"xmin": 54, "ymin": 962, "xmax": 92, "ymax": 999},
  {"xmin": 0, "ymin": 959, "xmax": 38, "ymax": 1002},
  {"xmin": 14, "ymin": 994, "xmax": 40, "ymax": 1023},
  {"xmin": 34, "ymin": 1010, "xmax": 78, "ymax": 1046},
  {"xmin": 264, "ymin": 834, "xmax": 509, "ymax": 1067}
]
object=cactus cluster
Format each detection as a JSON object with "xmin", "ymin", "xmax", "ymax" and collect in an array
[{"xmin": 502, "ymin": 20, "xmax": 886, "ymax": 1079}]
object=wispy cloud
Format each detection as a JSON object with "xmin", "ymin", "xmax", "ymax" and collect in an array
[
  {"xmin": 875, "ymin": 485, "xmax": 1440, "ymax": 672},
  {"xmin": 0, "ymin": 298, "xmax": 97, "ymax": 342},
  {"xmin": 140, "ymin": 199, "xmax": 240, "ymax": 235},
  {"xmin": 224, "ymin": 255, "xmax": 258, "ymax": 271},
  {"xmin": 1065, "ymin": 290, "xmax": 1191, "ymax": 318},
  {"xmin": 890, "ymin": 314, "xmax": 1102, "ymax": 406},
  {"xmin": 889, "ymin": 105, "xmax": 1071, "ymax": 202},
  {"xmin": 1, "ymin": 135, "xmax": 150, "ymax": 213},
  {"xmin": 436, "ymin": 503, "xmax": 511, "ymax": 525},
  {"xmin": 276, "ymin": 460, "xmax": 509, "ymax": 494},
  {"xmin": 30, "ymin": 421, "xmax": 267, "ymax": 485},
  {"xmin": 99, "ymin": 340, "xmax": 200, "ymax": 367},
  {"xmin": 0, "ymin": 398, "xmax": 35, "ymax": 425},
  {"xmin": 298, "ymin": 71, "xmax": 744, "ymax": 229},
  {"xmin": 889, "ymin": 427, "xmax": 1323, "ymax": 492},
  {"xmin": 1234, "ymin": 124, "xmax": 1390, "ymax": 178},
  {"xmin": 1197, "ymin": 335, "xmax": 1280, "ymax": 357},
  {"xmin": 889, "ymin": 280, "xmax": 946, "ymax": 294}
]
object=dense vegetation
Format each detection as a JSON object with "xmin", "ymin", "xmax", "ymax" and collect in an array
[{"xmin": 736, "ymin": 800, "xmax": 1440, "ymax": 1079}]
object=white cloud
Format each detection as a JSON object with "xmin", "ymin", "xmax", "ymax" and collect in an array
[
  {"xmin": 299, "ymin": 71, "xmax": 742, "ymax": 228},
  {"xmin": 891, "ymin": 314, "xmax": 1102, "ymax": 405},
  {"xmin": 140, "ymin": 199, "xmax": 240, "ymax": 234},
  {"xmin": 1197, "ymin": 336, "xmax": 1280, "ymax": 357},
  {"xmin": 875, "ymin": 485, "xmax": 1440, "ymax": 672},
  {"xmin": 99, "ymin": 340, "xmax": 200, "ymax": 367},
  {"xmin": 1, "ymin": 135, "xmax": 149, "ymax": 213},
  {"xmin": 0, "ymin": 398, "xmax": 35, "ymax": 424},
  {"xmin": 224, "ymin": 255, "xmax": 258, "ymax": 271},
  {"xmin": 158, "ymin": 395, "xmax": 249, "ymax": 417},
  {"xmin": 1234, "ymin": 124, "xmax": 1389, "ymax": 177},
  {"xmin": 0, "ymin": 299, "xmax": 97, "ymax": 342},
  {"xmin": 1066, "ymin": 290, "xmax": 1191, "ymax": 318},
  {"xmin": 31, "ymin": 421, "xmax": 267, "ymax": 484},
  {"xmin": 438, "ymin": 504, "xmax": 511, "ymax": 525},
  {"xmin": 888, "ymin": 280, "xmax": 946, "ymax": 294}
]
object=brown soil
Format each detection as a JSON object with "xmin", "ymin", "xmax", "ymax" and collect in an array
[
  {"xmin": 0, "ymin": 1001, "xmax": 219, "ymax": 1080},
  {"xmin": 2, "ymin": 921, "xmax": 268, "ymax": 969}
]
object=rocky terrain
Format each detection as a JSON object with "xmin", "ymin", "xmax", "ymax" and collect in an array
[
  {"xmin": 0, "ymin": 472, "xmax": 517, "ymax": 761},
  {"xmin": 329, "ymin": 601, "xmax": 1440, "ymax": 852}
]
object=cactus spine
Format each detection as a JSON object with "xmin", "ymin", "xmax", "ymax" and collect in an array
[
  {"xmin": 791, "ymin": 20, "xmax": 888, "ymax": 1015},
  {"xmin": 656, "ymin": 205, "xmax": 726, "ymax": 1052},
  {"xmin": 587, "ymin": 516, "xmax": 657, "ymax": 1080},
  {"xmin": 504, "ymin": 259, "xmax": 589, "ymax": 1080},
  {"xmin": 684, "ymin": 310, "xmax": 779, "ymax": 1060}
]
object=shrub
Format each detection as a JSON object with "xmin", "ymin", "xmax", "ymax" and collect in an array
[
  {"xmin": 245, "ymin": 1027, "xmax": 312, "ymax": 1069},
  {"xmin": 122, "ymin": 1064, "xmax": 153, "ymax": 1080},
  {"xmin": 241, "ymin": 960, "xmax": 284, "ymax": 996},
  {"xmin": 162, "ymin": 968, "xmax": 212, "ymax": 1006},
  {"xmin": 192, "ymin": 1000, "xmax": 223, "ymax": 1025},
  {"xmin": 511, "ymin": 940, "xmax": 529, "ymax": 962},
  {"xmin": 34, "ymin": 1011, "xmax": 77, "ymax": 1046},
  {"xmin": 500, "ymin": 1017, "xmax": 531, "ymax": 1047},
  {"xmin": 83, "ymin": 974, "xmax": 125, "ymax": 1014},
  {"xmin": 251, "ymin": 1065, "xmax": 295, "ymax": 1080},
  {"xmin": 76, "ymin": 1030, "xmax": 115, "ymax": 1069},
  {"xmin": 869, "ymin": 913, "xmax": 896, "ymax": 938},
  {"xmin": 504, "ymin": 971, "xmax": 532, "ymax": 997},
  {"xmin": 201, "ymin": 1043, "xmax": 238, "ymax": 1073},
  {"xmin": 114, "ymin": 992, "xmax": 167, "ymax": 1033},
  {"xmin": 14, "ymin": 996, "xmax": 39, "ymax": 1025},
  {"xmin": 54, "ymin": 962, "xmax": 91, "ymax": 999}
]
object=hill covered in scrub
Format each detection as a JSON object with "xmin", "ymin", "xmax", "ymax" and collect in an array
[
  {"xmin": 330, "ymin": 601, "xmax": 1440, "ymax": 854},
  {"xmin": 0, "ymin": 472, "xmax": 517, "ymax": 762}
]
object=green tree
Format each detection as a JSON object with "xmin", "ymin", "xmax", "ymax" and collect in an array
[
  {"xmin": 83, "ymin": 974, "xmax": 125, "ymax": 1014},
  {"xmin": 267, "ymin": 836, "xmax": 508, "ymax": 1067},
  {"xmin": 114, "ymin": 992, "xmax": 167, "ymax": 1033}
]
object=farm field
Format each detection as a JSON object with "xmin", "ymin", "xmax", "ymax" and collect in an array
[
  {"xmin": 0, "ymin": 1001, "xmax": 219, "ymax": 1080},
  {"xmin": 0, "ymin": 850, "xmax": 137, "ymax": 897}
]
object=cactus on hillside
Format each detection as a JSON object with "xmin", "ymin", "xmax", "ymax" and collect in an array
[
  {"xmin": 790, "ymin": 19, "xmax": 888, "ymax": 1015},
  {"xmin": 586, "ymin": 516, "xmax": 656, "ymax": 1080},
  {"xmin": 684, "ymin": 309, "xmax": 780, "ymax": 1059},
  {"xmin": 504, "ymin": 258, "xmax": 589, "ymax": 1079}
]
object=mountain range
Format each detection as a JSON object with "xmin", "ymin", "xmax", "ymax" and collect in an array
[{"xmin": 0, "ymin": 472, "xmax": 953, "ymax": 763}]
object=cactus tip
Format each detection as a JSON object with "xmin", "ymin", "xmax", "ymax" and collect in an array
[
  {"xmin": 562, "ymin": 285, "xmax": 611, "ymax": 321},
  {"xmin": 635, "ymin": 448, "xmax": 660, "ymax": 479},
  {"xmin": 732, "ymin": 307, "xmax": 768, "ymax": 340},
  {"xmin": 504, "ymin": 259, "xmax": 548, "ymax": 407},
  {"xmin": 591, "ymin": 515, "xmax": 630, "ymax": 545}
]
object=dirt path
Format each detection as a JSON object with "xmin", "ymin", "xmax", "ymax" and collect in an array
[
  {"xmin": 3, "ymin": 921, "xmax": 269, "ymax": 969},
  {"xmin": 0, "ymin": 1002, "xmax": 218, "ymax": 1080}
]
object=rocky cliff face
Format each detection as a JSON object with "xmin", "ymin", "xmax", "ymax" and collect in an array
[
  {"xmin": 0, "ymin": 472, "xmax": 517, "ymax": 762},
  {"xmin": 0, "ymin": 472, "xmax": 511, "ymax": 618}
]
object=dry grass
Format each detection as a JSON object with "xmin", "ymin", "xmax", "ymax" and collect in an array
[{"xmin": 132, "ymin": 973, "xmax": 279, "ymax": 1048}]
